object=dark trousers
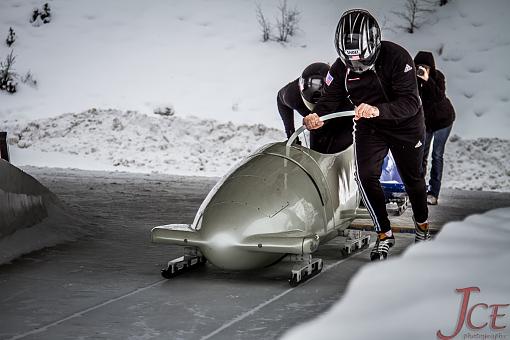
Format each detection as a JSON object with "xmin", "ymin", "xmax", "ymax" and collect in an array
[
  {"xmin": 354, "ymin": 128, "xmax": 428, "ymax": 233},
  {"xmin": 423, "ymin": 125, "xmax": 452, "ymax": 198},
  {"xmin": 0, "ymin": 132, "xmax": 9, "ymax": 162},
  {"xmin": 310, "ymin": 118, "xmax": 353, "ymax": 154}
]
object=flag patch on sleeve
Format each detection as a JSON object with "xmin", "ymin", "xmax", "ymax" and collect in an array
[{"xmin": 325, "ymin": 72, "xmax": 334, "ymax": 86}]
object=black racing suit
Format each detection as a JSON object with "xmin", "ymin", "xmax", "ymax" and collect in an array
[
  {"xmin": 314, "ymin": 41, "xmax": 428, "ymax": 232},
  {"xmin": 277, "ymin": 78, "xmax": 354, "ymax": 153}
]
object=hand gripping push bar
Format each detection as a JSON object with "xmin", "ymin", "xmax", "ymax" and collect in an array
[{"xmin": 285, "ymin": 110, "xmax": 355, "ymax": 148}]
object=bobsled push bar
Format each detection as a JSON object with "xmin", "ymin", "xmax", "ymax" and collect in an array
[{"xmin": 286, "ymin": 111, "xmax": 355, "ymax": 147}]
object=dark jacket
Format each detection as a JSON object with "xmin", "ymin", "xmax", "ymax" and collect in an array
[
  {"xmin": 314, "ymin": 41, "xmax": 425, "ymax": 146},
  {"xmin": 414, "ymin": 51, "xmax": 455, "ymax": 132},
  {"xmin": 277, "ymin": 78, "xmax": 353, "ymax": 138},
  {"xmin": 277, "ymin": 78, "xmax": 311, "ymax": 138}
]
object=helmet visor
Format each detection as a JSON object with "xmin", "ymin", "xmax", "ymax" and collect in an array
[
  {"xmin": 300, "ymin": 77, "xmax": 324, "ymax": 92},
  {"xmin": 343, "ymin": 33, "xmax": 363, "ymax": 55},
  {"xmin": 299, "ymin": 76, "xmax": 325, "ymax": 104},
  {"xmin": 341, "ymin": 33, "xmax": 376, "ymax": 72}
]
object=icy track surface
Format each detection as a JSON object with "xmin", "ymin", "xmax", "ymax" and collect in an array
[
  {"xmin": 281, "ymin": 207, "xmax": 510, "ymax": 340},
  {"xmin": 4, "ymin": 109, "xmax": 510, "ymax": 192}
]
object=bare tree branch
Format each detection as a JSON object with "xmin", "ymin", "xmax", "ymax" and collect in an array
[
  {"xmin": 392, "ymin": 0, "xmax": 435, "ymax": 33},
  {"xmin": 255, "ymin": 4, "xmax": 271, "ymax": 42}
]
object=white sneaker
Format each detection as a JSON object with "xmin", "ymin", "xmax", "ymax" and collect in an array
[{"xmin": 427, "ymin": 195, "xmax": 438, "ymax": 205}]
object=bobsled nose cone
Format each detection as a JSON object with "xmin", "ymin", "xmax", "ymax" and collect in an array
[{"xmin": 198, "ymin": 202, "xmax": 281, "ymax": 270}]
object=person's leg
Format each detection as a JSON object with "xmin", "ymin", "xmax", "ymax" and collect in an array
[
  {"xmin": 429, "ymin": 125, "xmax": 453, "ymax": 198},
  {"xmin": 324, "ymin": 121, "xmax": 353, "ymax": 154},
  {"xmin": 353, "ymin": 128, "xmax": 390, "ymax": 233},
  {"xmin": 309, "ymin": 129, "xmax": 328, "ymax": 153},
  {"xmin": 354, "ymin": 127, "xmax": 395, "ymax": 260},
  {"xmin": 390, "ymin": 143, "xmax": 428, "ymax": 225}
]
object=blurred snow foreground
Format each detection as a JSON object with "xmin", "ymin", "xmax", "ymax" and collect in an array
[
  {"xmin": 281, "ymin": 207, "xmax": 510, "ymax": 340},
  {"xmin": 4, "ymin": 109, "xmax": 510, "ymax": 192}
]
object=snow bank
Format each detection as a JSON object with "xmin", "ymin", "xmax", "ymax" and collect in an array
[
  {"xmin": 281, "ymin": 207, "xmax": 510, "ymax": 340},
  {"xmin": 443, "ymin": 136, "xmax": 510, "ymax": 192},
  {"xmin": 3, "ymin": 109, "xmax": 285, "ymax": 177},
  {"xmin": 3, "ymin": 110, "xmax": 509, "ymax": 191},
  {"xmin": 0, "ymin": 160, "xmax": 88, "ymax": 264},
  {"xmin": 384, "ymin": 0, "xmax": 510, "ymax": 138}
]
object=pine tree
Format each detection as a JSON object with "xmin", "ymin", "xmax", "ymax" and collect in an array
[
  {"xmin": 30, "ymin": 8, "xmax": 40, "ymax": 24},
  {"xmin": 6, "ymin": 27, "xmax": 15, "ymax": 47},
  {"xmin": 0, "ymin": 51, "xmax": 18, "ymax": 94},
  {"xmin": 41, "ymin": 3, "xmax": 51, "ymax": 24}
]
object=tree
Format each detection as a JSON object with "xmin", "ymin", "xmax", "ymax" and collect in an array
[
  {"xmin": 392, "ymin": 0, "xmax": 435, "ymax": 34},
  {"xmin": 6, "ymin": 27, "xmax": 15, "ymax": 47},
  {"xmin": 29, "ymin": 4, "xmax": 52, "ymax": 26},
  {"xmin": 0, "ymin": 50, "xmax": 18, "ymax": 93},
  {"xmin": 256, "ymin": 4, "xmax": 271, "ymax": 42},
  {"xmin": 41, "ymin": 3, "xmax": 52, "ymax": 24},
  {"xmin": 275, "ymin": 0, "xmax": 300, "ymax": 42}
]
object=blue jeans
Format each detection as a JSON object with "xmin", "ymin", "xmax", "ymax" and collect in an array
[{"xmin": 422, "ymin": 125, "xmax": 452, "ymax": 198}]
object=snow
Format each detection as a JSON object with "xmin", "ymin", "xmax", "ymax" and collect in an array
[
  {"xmin": 0, "ymin": 0, "xmax": 509, "ymax": 138},
  {"xmin": 3, "ymin": 109, "xmax": 284, "ymax": 177},
  {"xmin": 0, "ymin": 198, "xmax": 90, "ymax": 265},
  {"xmin": 0, "ymin": 213, "xmax": 88, "ymax": 265},
  {"xmin": 281, "ymin": 207, "xmax": 510, "ymax": 340},
  {"xmin": 443, "ymin": 136, "xmax": 510, "ymax": 192}
]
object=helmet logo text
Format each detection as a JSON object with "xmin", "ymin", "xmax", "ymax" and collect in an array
[{"xmin": 345, "ymin": 49, "xmax": 360, "ymax": 56}]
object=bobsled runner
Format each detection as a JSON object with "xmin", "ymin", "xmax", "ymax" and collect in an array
[{"xmin": 151, "ymin": 112, "xmax": 371, "ymax": 286}]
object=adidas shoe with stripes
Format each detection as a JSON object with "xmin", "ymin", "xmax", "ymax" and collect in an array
[
  {"xmin": 414, "ymin": 217, "xmax": 431, "ymax": 243},
  {"xmin": 370, "ymin": 231, "xmax": 395, "ymax": 261}
]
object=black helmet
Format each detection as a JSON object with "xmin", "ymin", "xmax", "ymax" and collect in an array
[
  {"xmin": 299, "ymin": 62, "xmax": 330, "ymax": 111},
  {"xmin": 335, "ymin": 9, "xmax": 381, "ymax": 73}
]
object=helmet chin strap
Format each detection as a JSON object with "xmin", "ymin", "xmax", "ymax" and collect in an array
[{"xmin": 301, "ymin": 95, "xmax": 316, "ymax": 111}]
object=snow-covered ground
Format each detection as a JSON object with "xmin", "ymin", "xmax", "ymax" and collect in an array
[
  {"xmin": 4, "ymin": 109, "xmax": 510, "ymax": 191},
  {"xmin": 281, "ymin": 207, "xmax": 510, "ymax": 340},
  {"xmin": 0, "ymin": 0, "xmax": 509, "ymax": 138}
]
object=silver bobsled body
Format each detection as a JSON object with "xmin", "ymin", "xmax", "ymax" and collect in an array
[{"xmin": 151, "ymin": 141, "xmax": 361, "ymax": 271}]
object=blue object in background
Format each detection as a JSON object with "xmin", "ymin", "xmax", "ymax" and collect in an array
[{"xmin": 380, "ymin": 151, "xmax": 405, "ymax": 195}]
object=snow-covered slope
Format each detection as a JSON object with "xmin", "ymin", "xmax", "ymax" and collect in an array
[
  {"xmin": 383, "ymin": 0, "xmax": 510, "ymax": 138},
  {"xmin": 0, "ymin": 0, "xmax": 509, "ymax": 138},
  {"xmin": 281, "ymin": 207, "xmax": 510, "ymax": 340}
]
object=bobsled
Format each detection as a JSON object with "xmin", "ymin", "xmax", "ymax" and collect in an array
[{"xmin": 151, "ymin": 112, "xmax": 370, "ymax": 285}]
